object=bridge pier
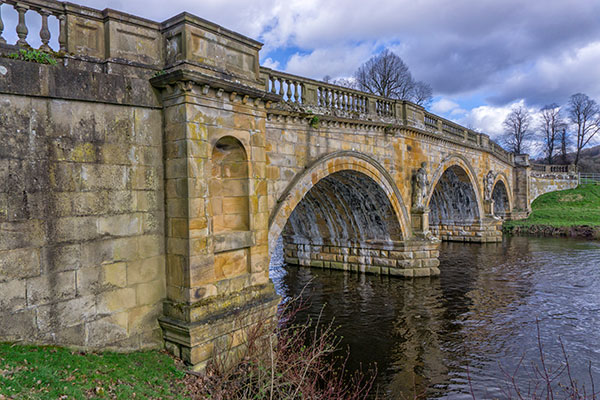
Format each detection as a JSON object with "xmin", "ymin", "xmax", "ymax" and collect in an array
[{"xmin": 283, "ymin": 238, "xmax": 440, "ymax": 277}]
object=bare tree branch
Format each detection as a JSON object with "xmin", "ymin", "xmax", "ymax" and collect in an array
[
  {"xmin": 353, "ymin": 49, "xmax": 433, "ymax": 106},
  {"xmin": 567, "ymin": 93, "xmax": 600, "ymax": 166},
  {"xmin": 502, "ymin": 105, "xmax": 533, "ymax": 154},
  {"xmin": 538, "ymin": 104, "xmax": 565, "ymax": 164}
]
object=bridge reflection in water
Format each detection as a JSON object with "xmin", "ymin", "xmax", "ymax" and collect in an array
[{"xmin": 270, "ymin": 236, "xmax": 600, "ymax": 398}]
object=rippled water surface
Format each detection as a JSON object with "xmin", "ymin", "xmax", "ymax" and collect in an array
[{"xmin": 269, "ymin": 236, "xmax": 600, "ymax": 398}]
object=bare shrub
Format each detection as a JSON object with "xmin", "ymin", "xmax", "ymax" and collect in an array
[{"xmin": 183, "ymin": 296, "xmax": 377, "ymax": 399}]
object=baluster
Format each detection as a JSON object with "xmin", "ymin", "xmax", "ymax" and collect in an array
[
  {"xmin": 342, "ymin": 93, "xmax": 347, "ymax": 111},
  {"xmin": 269, "ymin": 76, "xmax": 276, "ymax": 93},
  {"xmin": 283, "ymin": 80, "xmax": 290, "ymax": 101},
  {"xmin": 0, "ymin": 4, "xmax": 6, "ymax": 44},
  {"xmin": 294, "ymin": 81, "xmax": 300, "ymax": 103},
  {"xmin": 326, "ymin": 89, "xmax": 332, "ymax": 107},
  {"xmin": 39, "ymin": 10, "xmax": 51, "ymax": 51},
  {"xmin": 15, "ymin": 4, "xmax": 29, "ymax": 46},
  {"xmin": 275, "ymin": 77, "xmax": 281, "ymax": 95},
  {"xmin": 299, "ymin": 83, "xmax": 304, "ymax": 104},
  {"xmin": 286, "ymin": 80, "xmax": 292, "ymax": 102},
  {"xmin": 57, "ymin": 13, "xmax": 66, "ymax": 52},
  {"xmin": 287, "ymin": 80, "xmax": 294, "ymax": 102}
]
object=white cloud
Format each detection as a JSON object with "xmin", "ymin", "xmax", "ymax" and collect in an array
[
  {"xmin": 284, "ymin": 44, "xmax": 374, "ymax": 79},
  {"xmin": 431, "ymin": 98, "xmax": 460, "ymax": 114},
  {"xmin": 261, "ymin": 58, "xmax": 281, "ymax": 70}
]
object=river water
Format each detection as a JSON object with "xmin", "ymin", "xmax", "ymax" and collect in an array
[{"xmin": 269, "ymin": 236, "xmax": 600, "ymax": 399}]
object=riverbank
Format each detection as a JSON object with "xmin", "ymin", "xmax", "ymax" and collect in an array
[{"xmin": 503, "ymin": 184, "xmax": 600, "ymax": 239}]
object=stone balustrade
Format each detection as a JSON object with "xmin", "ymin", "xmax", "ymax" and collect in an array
[
  {"xmin": 532, "ymin": 163, "xmax": 577, "ymax": 173},
  {"xmin": 0, "ymin": 0, "xmax": 66, "ymax": 51},
  {"xmin": 262, "ymin": 68, "xmax": 513, "ymax": 164}
]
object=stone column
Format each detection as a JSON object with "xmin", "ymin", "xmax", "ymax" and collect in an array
[{"xmin": 513, "ymin": 154, "xmax": 532, "ymax": 215}]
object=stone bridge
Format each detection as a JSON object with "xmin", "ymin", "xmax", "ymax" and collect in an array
[{"xmin": 0, "ymin": 0, "xmax": 575, "ymax": 369}]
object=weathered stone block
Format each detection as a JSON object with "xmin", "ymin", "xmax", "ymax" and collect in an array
[
  {"xmin": 97, "ymin": 288, "xmax": 136, "ymax": 314},
  {"xmin": 0, "ymin": 248, "xmax": 41, "ymax": 282},
  {"xmin": 52, "ymin": 216, "xmax": 99, "ymax": 243},
  {"xmin": 0, "ymin": 309, "xmax": 37, "ymax": 339},
  {"xmin": 97, "ymin": 214, "xmax": 142, "ymax": 237},
  {"xmin": 87, "ymin": 312, "xmax": 129, "ymax": 346},
  {"xmin": 135, "ymin": 280, "xmax": 166, "ymax": 306},
  {"xmin": 214, "ymin": 249, "xmax": 248, "ymax": 280},
  {"xmin": 37, "ymin": 295, "xmax": 96, "ymax": 332},
  {"xmin": 27, "ymin": 271, "xmax": 77, "ymax": 306},
  {"xmin": 0, "ymin": 279, "xmax": 27, "ymax": 312}
]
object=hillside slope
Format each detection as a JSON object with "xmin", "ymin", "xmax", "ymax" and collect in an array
[{"xmin": 504, "ymin": 184, "xmax": 600, "ymax": 238}]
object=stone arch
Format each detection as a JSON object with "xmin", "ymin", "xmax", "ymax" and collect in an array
[
  {"xmin": 492, "ymin": 174, "xmax": 512, "ymax": 217},
  {"xmin": 425, "ymin": 155, "xmax": 484, "ymax": 219},
  {"xmin": 268, "ymin": 151, "xmax": 411, "ymax": 251},
  {"xmin": 426, "ymin": 155, "xmax": 484, "ymax": 237},
  {"xmin": 210, "ymin": 136, "xmax": 250, "ymax": 233}
]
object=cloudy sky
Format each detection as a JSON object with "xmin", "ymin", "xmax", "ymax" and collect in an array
[{"xmin": 2, "ymin": 0, "xmax": 600, "ymax": 147}]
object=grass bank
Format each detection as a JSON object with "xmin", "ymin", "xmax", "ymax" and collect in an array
[
  {"xmin": 0, "ymin": 343, "xmax": 186, "ymax": 399},
  {"xmin": 504, "ymin": 184, "xmax": 600, "ymax": 238}
]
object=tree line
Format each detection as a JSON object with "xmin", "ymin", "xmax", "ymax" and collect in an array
[{"xmin": 501, "ymin": 94, "xmax": 600, "ymax": 166}]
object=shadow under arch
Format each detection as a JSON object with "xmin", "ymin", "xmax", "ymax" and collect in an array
[
  {"xmin": 425, "ymin": 155, "xmax": 485, "ymax": 239},
  {"xmin": 425, "ymin": 154, "xmax": 485, "ymax": 220},
  {"xmin": 268, "ymin": 151, "xmax": 411, "ymax": 252},
  {"xmin": 492, "ymin": 174, "xmax": 512, "ymax": 217}
]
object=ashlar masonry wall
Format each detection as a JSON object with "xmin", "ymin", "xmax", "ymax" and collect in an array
[{"xmin": 0, "ymin": 59, "xmax": 165, "ymax": 350}]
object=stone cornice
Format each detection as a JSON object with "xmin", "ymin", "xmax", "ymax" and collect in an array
[{"xmin": 151, "ymin": 69, "xmax": 282, "ymax": 104}]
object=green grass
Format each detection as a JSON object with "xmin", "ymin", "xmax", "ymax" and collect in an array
[
  {"xmin": 505, "ymin": 184, "xmax": 600, "ymax": 229},
  {"xmin": 0, "ymin": 343, "xmax": 187, "ymax": 399}
]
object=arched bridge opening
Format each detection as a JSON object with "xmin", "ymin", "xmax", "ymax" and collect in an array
[
  {"xmin": 492, "ymin": 180, "xmax": 511, "ymax": 219},
  {"xmin": 427, "ymin": 164, "xmax": 490, "ymax": 242},
  {"xmin": 284, "ymin": 170, "xmax": 403, "ymax": 246},
  {"xmin": 270, "ymin": 153, "xmax": 440, "ymax": 278}
]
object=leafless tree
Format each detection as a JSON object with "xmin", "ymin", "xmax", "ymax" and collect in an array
[
  {"xmin": 538, "ymin": 104, "xmax": 565, "ymax": 164},
  {"xmin": 412, "ymin": 81, "xmax": 433, "ymax": 107},
  {"xmin": 567, "ymin": 93, "xmax": 600, "ymax": 166},
  {"xmin": 331, "ymin": 77, "xmax": 357, "ymax": 89},
  {"xmin": 353, "ymin": 49, "xmax": 432, "ymax": 106},
  {"xmin": 557, "ymin": 127, "xmax": 570, "ymax": 164},
  {"xmin": 502, "ymin": 105, "xmax": 533, "ymax": 154}
]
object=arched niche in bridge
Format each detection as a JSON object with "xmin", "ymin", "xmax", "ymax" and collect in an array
[
  {"xmin": 427, "ymin": 165, "xmax": 481, "ymax": 228},
  {"xmin": 283, "ymin": 170, "xmax": 404, "ymax": 245},
  {"xmin": 268, "ymin": 151, "xmax": 410, "ymax": 252},
  {"xmin": 492, "ymin": 180, "xmax": 511, "ymax": 217},
  {"xmin": 210, "ymin": 136, "xmax": 250, "ymax": 233}
]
